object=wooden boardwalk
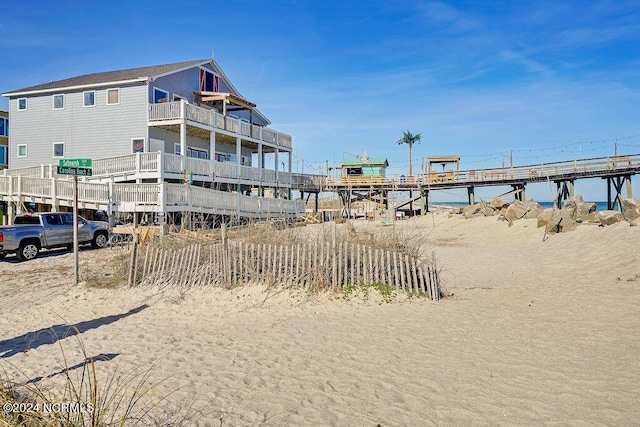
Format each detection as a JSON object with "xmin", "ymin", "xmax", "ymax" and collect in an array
[
  {"xmin": 322, "ymin": 154, "xmax": 640, "ymax": 213},
  {"xmin": 1, "ymin": 152, "xmax": 638, "ymax": 221}
]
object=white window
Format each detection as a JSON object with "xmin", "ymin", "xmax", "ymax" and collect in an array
[
  {"xmin": 83, "ymin": 91, "xmax": 96, "ymax": 107},
  {"xmin": 174, "ymin": 143, "xmax": 181, "ymax": 155},
  {"xmin": 107, "ymin": 88, "xmax": 120, "ymax": 105},
  {"xmin": 132, "ymin": 138, "xmax": 145, "ymax": 153},
  {"xmin": 17, "ymin": 144, "xmax": 27, "ymax": 157},
  {"xmin": 53, "ymin": 142, "xmax": 65, "ymax": 158},
  {"xmin": 187, "ymin": 147, "xmax": 208, "ymax": 159},
  {"xmin": 153, "ymin": 88, "xmax": 169, "ymax": 103},
  {"xmin": 0, "ymin": 145, "xmax": 7, "ymax": 165},
  {"xmin": 53, "ymin": 94, "xmax": 64, "ymax": 110},
  {"xmin": 18, "ymin": 98, "xmax": 27, "ymax": 111}
]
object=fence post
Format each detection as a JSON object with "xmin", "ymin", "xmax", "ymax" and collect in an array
[{"xmin": 127, "ymin": 234, "xmax": 139, "ymax": 287}]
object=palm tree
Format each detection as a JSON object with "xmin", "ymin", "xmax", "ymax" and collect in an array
[
  {"xmin": 397, "ymin": 130, "xmax": 421, "ymax": 177},
  {"xmin": 397, "ymin": 130, "xmax": 422, "ymax": 216}
]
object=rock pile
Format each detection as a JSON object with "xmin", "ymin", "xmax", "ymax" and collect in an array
[
  {"xmin": 461, "ymin": 198, "xmax": 543, "ymax": 225},
  {"xmin": 461, "ymin": 195, "xmax": 640, "ymax": 234}
]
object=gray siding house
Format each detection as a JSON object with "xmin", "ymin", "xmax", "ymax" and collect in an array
[
  {"xmin": 0, "ymin": 59, "xmax": 314, "ymax": 224},
  {"xmin": 3, "ymin": 59, "xmax": 287, "ymax": 172}
]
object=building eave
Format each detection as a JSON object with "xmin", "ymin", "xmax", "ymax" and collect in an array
[{"xmin": 2, "ymin": 77, "xmax": 150, "ymax": 98}]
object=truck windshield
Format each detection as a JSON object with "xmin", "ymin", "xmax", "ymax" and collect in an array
[{"xmin": 14, "ymin": 216, "xmax": 41, "ymax": 225}]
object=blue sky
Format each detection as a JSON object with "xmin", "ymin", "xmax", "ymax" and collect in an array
[{"xmin": 1, "ymin": 0, "xmax": 639, "ymax": 201}]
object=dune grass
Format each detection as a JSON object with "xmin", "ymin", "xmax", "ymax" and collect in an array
[{"xmin": 1, "ymin": 329, "xmax": 190, "ymax": 426}]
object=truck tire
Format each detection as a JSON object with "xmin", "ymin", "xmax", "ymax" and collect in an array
[
  {"xmin": 91, "ymin": 231, "xmax": 109, "ymax": 249},
  {"xmin": 16, "ymin": 240, "xmax": 40, "ymax": 261}
]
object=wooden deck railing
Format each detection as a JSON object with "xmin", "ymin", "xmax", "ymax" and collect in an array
[
  {"xmin": 0, "ymin": 175, "xmax": 305, "ymax": 218},
  {"xmin": 164, "ymin": 183, "xmax": 305, "ymax": 218},
  {"xmin": 148, "ymin": 101, "xmax": 292, "ymax": 150},
  {"xmin": 1, "ymin": 152, "xmax": 316, "ymax": 188}
]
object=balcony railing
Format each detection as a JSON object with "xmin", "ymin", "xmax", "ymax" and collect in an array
[
  {"xmin": 0, "ymin": 175, "xmax": 306, "ymax": 218},
  {"xmin": 149, "ymin": 101, "xmax": 292, "ymax": 150},
  {"xmin": 1, "ymin": 152, "xmax": 325, "ymax": 190}
]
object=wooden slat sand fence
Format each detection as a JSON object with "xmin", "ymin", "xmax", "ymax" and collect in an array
[{"xmin": 132, "ymin": 242, "xmax": 441, "ymax": 300}]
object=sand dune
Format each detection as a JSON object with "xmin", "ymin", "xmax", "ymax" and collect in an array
[{"xmin": 1, "ymin": 211, "xmax": 639, "ymax": 425}]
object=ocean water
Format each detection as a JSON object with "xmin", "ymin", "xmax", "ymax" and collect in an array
[{"xmin": 431, "ymin": 201, "xmax": 612, "ymax": 211}]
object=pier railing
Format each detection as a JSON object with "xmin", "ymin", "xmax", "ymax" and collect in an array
[
  {"xmin": 428, "ymin": 154, "xmax": 640, "ymax": 184},
  {"xmin": 327, "ymin": 154, "xmax": 640, "ymax": 186}
]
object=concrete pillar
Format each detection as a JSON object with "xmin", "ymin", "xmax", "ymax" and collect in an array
[
  {"xmin": 627, "ymin": 176, "xmax": 633, "ymax": 199},
  {"xmin": 467, "ymin": 186, "xmax": 475, "ymax": 205}
]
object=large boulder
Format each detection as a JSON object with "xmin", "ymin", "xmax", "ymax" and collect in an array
[
  {"xmin": 630, "ymin": 218, "xmax": 640, "ymax": 227},
  {"xmin": 622, "ymin": 199, "xmax": 640, "ymax": 222},
  {"xmin": 504, "ymin": 200, "xmax": 528, "ymax": 226},
  {"xmin": 489, "ymin": 197, "xmax": 509, "ymax": 210},
  {"xmin": 537, "ymin": 208, "xmax": 555, "ymax": 228},
  {"xmin": 546, "ymin": 205, "xmax": 578, "ymax": 234},
  {"xmin": 522, "ymin": 200, "xmax": 544, "ymax": 219},
  {"xmin": 563, "ymin": 195, "xmax": 595, "ymax": 217},
  {"xmin": 462, "ymin": 203, "xmax": 481, "ymax": 219},
  {"xmin": 463, "ymin": 201, "xmax": 489, "ymax": 219},
  {"xmin": 598, "ymin": 210, "xmax": 624, "ymax": 226},
  {"xmin": 576, "ymin": 212, "xmax": 600, "ymax": 224},
  {"xmin": 480, "ymin": 207, "xmax": 496, "ymax": 217}
]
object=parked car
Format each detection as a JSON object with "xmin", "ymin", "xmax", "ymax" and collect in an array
[{"xmin": 0, "ymin": 212, "xmax": 110, "ymax": 261}]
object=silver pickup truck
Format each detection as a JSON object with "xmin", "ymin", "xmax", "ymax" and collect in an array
[{"xmin": 0, "ymin": 212, "xmax": 110, "ymax": 261}]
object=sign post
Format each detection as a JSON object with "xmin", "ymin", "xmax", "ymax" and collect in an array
[
  {"xmin": 58, "ymin": 159, "xmax": 93, "ymax": 285},
  {"xmin": 73, "ymin": 175, "xmax": 79, "ymax": 285}
]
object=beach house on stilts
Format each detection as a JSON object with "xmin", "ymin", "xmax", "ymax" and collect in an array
[{"xmin": 0, "ymin": 58, "xmax": 316, "ymax": 226}]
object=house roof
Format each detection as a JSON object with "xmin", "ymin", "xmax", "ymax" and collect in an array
[
  {"xmin": 3, "ymin": 58, "xmax": 271, "ymax": 125},
  {"xmin": 3, "ymin": 59, "xmax": 210, "ymax": 96}
]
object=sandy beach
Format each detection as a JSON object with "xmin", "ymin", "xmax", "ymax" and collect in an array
[{"xmin": 1, "ymin": 210, "xmax": 639, "ymax": 426}]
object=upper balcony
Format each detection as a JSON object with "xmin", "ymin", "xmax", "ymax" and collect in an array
[{"xmin": 148, "ymin": 101, "xmax": 292, "ymax": 151}]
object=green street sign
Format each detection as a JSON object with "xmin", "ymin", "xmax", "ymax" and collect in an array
[
  {"xmin": 59, "ymin": 158, "xmax": 92, "ymax": 168},
  {"xmin": 57, "ymin": 166, "xmax": 93, "ymax": 176}
]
